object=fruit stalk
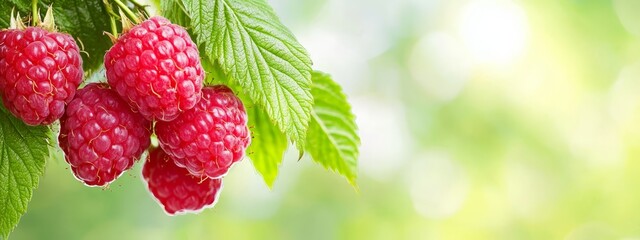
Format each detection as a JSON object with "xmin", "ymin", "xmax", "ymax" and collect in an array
[
  {"xmin": 103, "ymin": 0, "xmax": 119, "ymax": 38},
  {"xmin": 112, "ymin": 0, "xmax": 140, "ymax": 24},
  {"xmin": 32, "ymin": 0, "xmax": 38, "ymax": 25}
]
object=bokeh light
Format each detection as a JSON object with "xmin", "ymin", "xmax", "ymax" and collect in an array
[{"xmin": 458, "ymin": 0, "xmax": 529, "ymax": 65}]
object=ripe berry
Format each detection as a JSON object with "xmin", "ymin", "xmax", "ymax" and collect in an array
[
  {"xmin": 143, "ymin": 147, "xmax": 223, "ymax": 215},
  {"xmin": 59, "ymin": 83, "xmax": 151, "ymax": 187},
  {"xmin": 0, "ymin": 27, "xmax": 83, "ymax": 125},
  {"xmin": 155, "ymin": 85, "xmax": 250, "ymax": 179},
  {"xmin": 104, "ymin": 16, "xmax": 204, "ymax": 122}
]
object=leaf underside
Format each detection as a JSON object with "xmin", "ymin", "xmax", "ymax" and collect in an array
[
  {"xmin": 306, "ymin": 71, "xmax": 360, "ymax": 186},
  {"xmin": 246, "ymin": 105, "xmax": 288, "ymax": 188}
]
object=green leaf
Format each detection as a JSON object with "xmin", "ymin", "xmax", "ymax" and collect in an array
[
  {"xmin": 0, "ymin": 105, "xmax": 50, "ymax": 238},
  {"xmin": 0, "ymin": 0, "xmax": 114, "ymax": 73},
  {"xmin": 160, "ymin": 0, "xmax": 190, "ymax": 27},
  {"xmin": 181, "ymin": 0, "xmax": 314, "ymax": 150},
  {"xmin": 0, "ymin": 1, "xmax": 29, "ymax": 27},
  {"xmin": 45, "ymin": 0, "xmax": 113, "ymax": 72},
  {"xmin": 247, "ymin": 105, "xmax": 288, "ymax": 188},
  {"xmin": 306, "ymin": 71, "xmax": 359, "ymax": 186}
]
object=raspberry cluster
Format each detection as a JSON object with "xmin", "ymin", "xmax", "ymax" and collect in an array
[{"xmin": 2, "ymin": 14, "xmax": 250, "ymax": 215}]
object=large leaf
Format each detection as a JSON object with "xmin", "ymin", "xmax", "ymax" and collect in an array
[
  {"xmin": 0, "ymin": 0, "xmax": 114, "ymax": 72},
  {"xmin": 306, "ymin": 71, "xmax": 359, "ymax": 186},
  {"xmin": 181, "ymin": 0, "xmax": 314, "ymax": 150},
  {"xmin": 0, "ymin": 105, "xmax": 51, "ymax": 238},
  {"xmin": 247, "ymin": 105, "xmax": 288, "ymax": 188}
]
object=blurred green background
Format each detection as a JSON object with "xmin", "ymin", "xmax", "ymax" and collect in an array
[{"xmin": 12, "ymin": 0, "xmax": 640, "ymax": 239}]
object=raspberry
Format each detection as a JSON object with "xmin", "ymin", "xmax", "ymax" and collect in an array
[
  {"xmin": 155, "ymin": 85, "xmax": 250, "ymax": 179},
  {"xmin": 143, "ymin": 147, "xmax": 223, "ymax": 215},
  {"xmin": 104, "ymin": 16, "xmax": 204, "ymax": 122},
  {"xmin": 0, "ymin": 27, "xmax": 83, "ymax": 125},
  {"xmin": 58, "ymin": 83, "xmax": 151, "ymax": 187}
]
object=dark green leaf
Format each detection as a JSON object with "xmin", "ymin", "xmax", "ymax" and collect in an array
[{"xmin": 0, "ymin": 0, "xmax": 114, "ymax": 73}]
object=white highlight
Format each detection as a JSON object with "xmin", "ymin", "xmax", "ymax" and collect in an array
[
  {"xmin": 458, "ymin": 0, "xmax": 529, "ymax": 65},
  {"xmin": 408, "ymin": 152, "xmax": 468, "ymax": 219},
  {"xmin": 353, "ymin": 97, "xmax": 410, "ymax": 180}
]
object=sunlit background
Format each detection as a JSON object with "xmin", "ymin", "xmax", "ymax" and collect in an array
[{"xmin": 12, "ymin": 0, "xmax": 640, "ymax": 239}]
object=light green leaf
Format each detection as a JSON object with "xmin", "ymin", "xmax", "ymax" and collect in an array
[
  {"xmin": 247, "ymin": 105, "xmax": 288, "ymax": 188},
  {"xmin": 0, "ymin": 0, "xmax": 115, "ymax": 73},
  {"xmin": 306, "ymin": 71, "xmax": 359, "ymax": 186},
  {"xmin": 181, "ymin": 0, "xmax": 314, "ymax": 150},
  {"xmin": 160, "ymin": 0, "xmax": 190, "ymax": 27},
  {"xmin": 0, "ymin": 105, "xmax": 50, "ymax": 238}
]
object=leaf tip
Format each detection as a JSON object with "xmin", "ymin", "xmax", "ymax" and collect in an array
[
  {"xmin": 265, "ymin": 180, "xmax": 276, "ymax": 190},
  {"xmin": 350, "ymin": 182, "xmax": 360, "ymax": 193}
]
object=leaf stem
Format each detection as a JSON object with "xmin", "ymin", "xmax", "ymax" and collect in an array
[
  {"xmin": 113, "ymin": 0, "xmax": 140, "ymax": 24},
  {"xmin": 32, "ymin": 0, "xmax": 38, "ymax": 25}
]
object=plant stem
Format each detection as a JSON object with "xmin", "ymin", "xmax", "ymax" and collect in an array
[
  {"xmin": 32, "ymin": 0, "xmax": 38, "ymax": 25},
  {"xmin": 129, "ymin": 0, "xmax": 151, "ymax": 18},
  {"xmin": 128, "ymin": 0, "xmax": 144, "ymax": 8},
  {"xmin": 113, "ymin": 0, "xmax": 140, "ymax": 23},
  {"xmin": 103, "ymin": 0, "xmax": 119, "ymax": 38},
  {"xmin": 109, "ymin": 14, "xmax": 118, "ymax": 38}
]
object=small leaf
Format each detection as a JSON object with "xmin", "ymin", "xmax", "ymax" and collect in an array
[
  {"xmin": 247, "ymin": 107, "xmax": 288, "ymax": 188},
  {"xmin": 181, "ymin": 0, "xmax": 314, "ymax": 151},
  {"xmin": 306, "ymin": 71, "xmax": 360, "ymax": 186},
  {"xmin": 246, "ymin": 105, "xmax": 288, "ymax": 188},
  {"xmin": 0, "ymin": 105, "xmax": 50, "ymax": 238},
  {"xmin": 0, "ymin": 0, "xmax": 116, "ymax": 73}
]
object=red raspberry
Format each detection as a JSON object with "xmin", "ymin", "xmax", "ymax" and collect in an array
[
  {"xmin": 155, "ymin": 85, "xmax": 250, "ymax": 179},
  {"xmin": 58, "ymin": 83, "xmax": 151, "ymax": 187},
  {"xmin": 0, "ymin": 27, "xmax": 83, "ymax": 125},
  {"xmin": 143, "ymin": 147, "xmax": 223, "ymax": 215},
  {"xmin": 104, "ymin": 16, "xmax": 204, "ymax": 122}
]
